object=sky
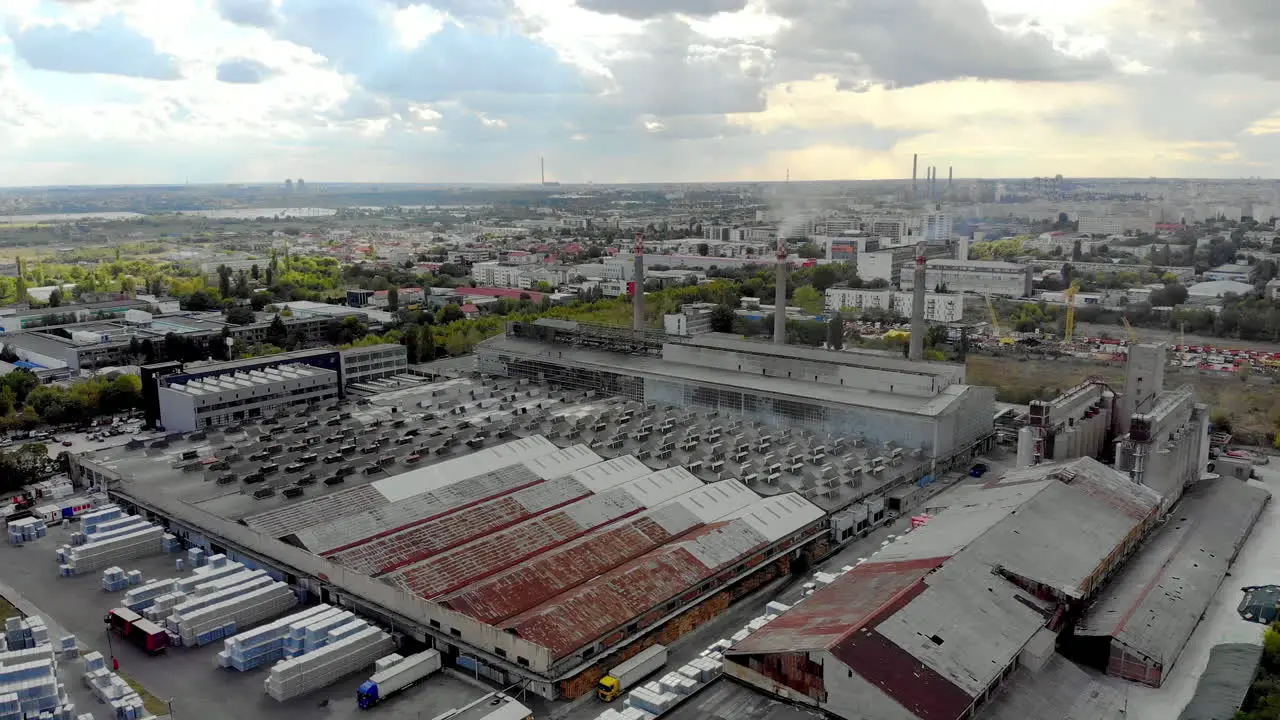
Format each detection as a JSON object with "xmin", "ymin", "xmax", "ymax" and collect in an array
[{"xmin": 1, "ymin": 0, "xmax": 1279, "ymax": 186}]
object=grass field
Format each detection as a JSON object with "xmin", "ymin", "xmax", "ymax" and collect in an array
[
  {"xmin": 118, "ymin": 669, "xmax": 171, "ymax": 716},
  {"xmin": 966, "ymin": 354, "xmax": 1280, "ymax": 445},
  {"xmin": 0, "ymin": 595, "xmax": 20, "ymax": 622}
]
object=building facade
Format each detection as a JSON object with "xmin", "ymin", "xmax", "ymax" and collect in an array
[
  {"xmin": 340, "ymin": 344, "xmax": 408, "ymax": 386},
  {"xmin": 156, "ymin": 363, "xmax": 340, "ymax": 431},
  {"xmin": 899, "ymin": 260, "xmax": 1033, "ymax": 298},
  {"xmin": 825, "ymin": 288, "xmax": 964, "ymax": 323}
]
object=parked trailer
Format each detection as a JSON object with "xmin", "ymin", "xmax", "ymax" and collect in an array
[
  {"xmin": 356, "ymin": 649, "xmax": 441, "ymax": 709},
  {"xmin": 597, "ymin": 644, "xmax": 667, "ymax": 702},
  {"xmin": 105, "ymin": 607, "xmax": 168, "ymax": 654}
]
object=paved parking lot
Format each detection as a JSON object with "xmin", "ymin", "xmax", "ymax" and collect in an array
[{"xmin": 0, "ymin": 523, "xmax": 485, "ymax": 720}]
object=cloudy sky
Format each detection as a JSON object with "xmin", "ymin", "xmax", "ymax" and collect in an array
[{"xmin": 1, "ymin": 0, "xmax": 1278, "ymax": 186}]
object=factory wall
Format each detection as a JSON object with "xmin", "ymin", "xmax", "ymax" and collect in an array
[
  {"xmin": 662, "ymin": 344, "xmax": 942, "ymax": 397},
  {"xmin": 644, "ymin": 378, "xmax": 943, "ymax": 454}
]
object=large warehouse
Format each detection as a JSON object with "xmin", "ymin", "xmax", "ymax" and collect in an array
[
  {"xmin": 478, "ymin": 321, "xmax": 995, "ymax": 466},
  {"xmin": 69, "ymin": 378, "xmax": 832, "ymax": 699},
  {"xmin": 723, "ymin": 458, "xmax": 1165, "ymax": 720}
]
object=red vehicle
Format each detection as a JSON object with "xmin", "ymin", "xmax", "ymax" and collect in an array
[{"xmin": 104, "ymin": 608, "xmax": 168, "ymax": 654}]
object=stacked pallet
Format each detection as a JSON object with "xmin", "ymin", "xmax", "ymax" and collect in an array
[
  {"xmin": 5, "ymin": 617, "xmax": 48, "ymax": 650},
  {"xmin": 79, "ymin": 506, "xmax": 123, "ymax": 533},
  {"xmin": 161, "ymin": 534, "xmax": 181, "ymax": 553},
  {"xmin": 186, "ymin": 548, "xmax": 207, "ymax": 568},
  {"xmin": 171, "ymin": 582, "xmax": 296, "ymax": 647},
  {"xmin": 216, "ymin": 605, "xmax": 334, "ymax": 671},
  {"xmin": 7, "ymin": 517, "xmax": 46, "ymax": 544},
  {"xmin": 174, "ymin": 561, "xmax": 247, "ymax": 594},
  {"xmin": 142, "ymin": 593, "xmax": 187, "ymax": 623},
  {"xmin": 123, "ymin": 579, "xmax": 180, "ymax": 612},
  {"xmin": 0, "ymin": 652, "xmax": 66, "ymax": 717},
  {"xmin": 282, "ymin": 607, "xmax": 360, "ymax": 658},
  {"xmin": 61, "ymin": 525, "xmax": 163, "ymax": 575},
  {"xmin": 82, "ymin": 652, "xmax": 145, "ymax": 719},
  {"xmin": 101, "ymin": 567, "xmax": 128, "ymax": 593},
  {"xmin": 264, "ymin": 626, "xmax": 393, "ymax": 702}
]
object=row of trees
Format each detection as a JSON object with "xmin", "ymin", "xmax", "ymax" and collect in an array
[{"xmin": 0, "ymin": 371, "xmax": 142, "ymax": 428}]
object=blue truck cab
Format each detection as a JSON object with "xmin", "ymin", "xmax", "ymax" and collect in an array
[{"xmin": 357, "ymin": 681, "xmax": 379, "ymax": 709}]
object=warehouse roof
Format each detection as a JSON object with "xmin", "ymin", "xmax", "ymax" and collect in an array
[
  {"xmin": 1176, "ymin": 643, "xmax": 1263, "ymax": 720},
  {"xmin": 1075, "ymin": 478, "xmax": 1269, "ymax": 667},
  {"xmin": 372, "ymin": 435, "xmax": 561, "ymax": 502},
  {"xmin": 485, "ymin": 336, "xmax": 976, "ymax": 418},
  {"xmin": 167, "ymin": 363, "xmax": 332, "ymax": 395},
  {"xmin": 507, "ymin": 493, "xmax": 822, "ymax": 660},
  {"xmin": 729, "ymin": 557, "xmax": 946, "ymax": 655},
  {"xmin": 672, "ymin": 333, "xmax": 965, "ymax": 382},
  {"xmin": 382, "ymin": 467, "xmax": 703, "ymax": 600},
  {"xmin": 981, "ymin": 655, "xmax": 1129, "ymax": 720}
]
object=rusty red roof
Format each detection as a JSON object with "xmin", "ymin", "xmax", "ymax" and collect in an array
[
  {"xmin": 325, "ymin": 477, "xmax": 591, "ymax": 576},
  {"xmin": 382, "ymin": 490, "xmax": 646, "ymax": 600},
  {"xmin": 505, "ymin": 520, "xmax": 771, "ymax": 660},
  {"xmin": 728, "ymin": 557, "xmax": 947, "ymax": 656},
  {"xmin": 442, "ymin": 508, "xmax": 699, "ymax": 624},
  {"xmin": 832, "ymin": 625, "xmax": 973, "ymax": 719}
]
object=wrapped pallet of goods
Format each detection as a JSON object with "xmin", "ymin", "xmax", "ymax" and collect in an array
[
  {"xmin": 218, "ymin": 605, "xmax": 335, "ymax": 671},
  {"xmin": 123, "ymin": 578, "xmax": 179, "ymax": 612},
  {"xmin": 173, "ymin": 561, "xmax": 246, "ymax": 594},
  {"xmin": 173, "ymin": 582, "xmax": 296, "ymax": 646},
  {"xmin": 264, "ymin": 626, "xmax": 393, "ymax": 702},
  {"xmin": 63, "ymin": 525, "xmax": 163, "ymax": 574}
]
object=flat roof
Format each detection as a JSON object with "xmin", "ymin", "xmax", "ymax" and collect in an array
[
  {"xmin": 673, "ymin": 333, "xmax": 965, "ymax": 381},
  {"xmin": 167, "ymin": 363, "xmax": 333, "ymax": 396},
  {"xmin": 1075, "ymin": 478, "xmax": 1269, "ymax": 666},
  {"xmin": 485, "ymin": 336, "xmax": 974, "ymax": 418}
]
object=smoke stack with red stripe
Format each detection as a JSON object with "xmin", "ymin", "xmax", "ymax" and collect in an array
[{"xmin": 633, "ymin": 232, "xmax": 645, "ymax": 332}]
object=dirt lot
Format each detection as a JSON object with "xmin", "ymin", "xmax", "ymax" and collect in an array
[{"xmin": 966, "ymin": 355, "xmax": 1280, "ymax": 445}]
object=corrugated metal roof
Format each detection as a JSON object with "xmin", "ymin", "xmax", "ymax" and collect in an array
[
  {"xmin": 1075, "ymin": 479, "xmax": 1269, "ymax": 667},
  {"xmin": 831, "ymin": 621, "xmax": 974, "ymax": 720},
  {"xmin": 372, "ymin": 435, "xmax": 560, "ymax": 502},
  {"xmin": 569, "ymin": 455, "xmax": 653, "ymax": 493},
  {"xmin": 728, "ymin": 558, "xmax": 947, "ymax": 656},
  {"xmin": 877, "ymin": 556, "xmax": 1049, "ymax": 697},
  {"xmin": 723, "ymin": 494, "xmax": 829, "ymax": 543},
  {"xmin": 293, "ymin": 463, "xmax": 541, "ymax": 553},
  {"xmin": 874, "ymin": 481, "xmax": 1051, "ymax": 563},
  {"xmin": 1177, "ymin": 643, "xmax": 1262, "ymax": 720},
  {"xmin": 619, "ymin": 466, "xmax": 704, "ymax": 506},
  {"xmin": 241, "ymin": 484, "xmax": 386, "ymax": 538},
  {"xmin": 655, "ymin": 479, "xmax": 760, "ymax": 523},
  {"xmin": 327, "ymin": 476, "xmax": 593, "ymax": 576},
  {"xmin": 383, "ymin": 484, "xmax": 655, "ymax": 600},
  {"xmin": 507, "ymin": 520, "xmax": 771, "ymax": 659}
]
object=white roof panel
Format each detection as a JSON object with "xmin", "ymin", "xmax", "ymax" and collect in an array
[
  {"xmin": 372, "ymin": 435, "xmax": 558, "ymax": 502},
  {"xmin": 723, "ymin": 493, "xmax": 824, "ymax": 542}
]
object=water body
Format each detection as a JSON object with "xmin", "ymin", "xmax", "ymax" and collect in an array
[
  {"xmin": 174, "ymin": 207, "xmax": 338, "ymax": 219},
  {"xmin": 0, "ymin": 212, "xmax": 146, "ymax": 224}
]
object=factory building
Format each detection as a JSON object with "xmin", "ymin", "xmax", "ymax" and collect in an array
[
  {"xmin": 824, "ymin": 288, "xmax": 963, "ymax": 323},
  {"xmin": 68, "ymin": 382, "xmax": 832, "ymax": 701},
  {"xmin": 478, "ymin": 321, "xmax": 995, "ymax": 464},
  {"xmin": 723, "ymin": 458, "xmax": 1164, "ymax": 720},
  {"xmin": 899, "ymin": 259, "xmax": 1033, "ymax": 298},
  {"xmin": 1067, "ymin": 477, "xmax": 1268, "ymax": 687},
  {"xmin": 156, "ymin": 363, "xmax": 340, "ymax": 432},
  {"xmin": 1017, "ymin": 380, "xmax": 1115, "ymax": 467}
]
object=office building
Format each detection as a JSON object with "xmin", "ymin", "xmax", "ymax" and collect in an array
[
  {"xmin": 340, "ymin": 344, "xmax": 409, "ymax": 387},
  {"xmin": 899, "ymin": 259, "xmax": 1033, "ymax": 298},
  {"xmin": 663, "ymin": 303, "xmax": 717, "ymax": 337},
  {"xmin": 156, "ymin": 362, "xmax": 340, "ymax": 431},
  {"xmin": 825, "ymin": 288, "xmax": 963, "ymax": 323}
]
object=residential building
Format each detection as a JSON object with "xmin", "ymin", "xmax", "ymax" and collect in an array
[
  {"xmin": 899, "ymin": 259, "xmax": 1033, "ymax": 298},
  {"xmin": 663, "ymin": 303, "xmax": 717, "ymax": 337},
  {"xmin": 921, "ymin": 212, "xmax": 953, "ymax": 243},
  {"xmin": 825, "ymin": 288, "xmax": 964, "ymax": 323},
  {"xmin": 470, "ymin": 262, "xmax": 525, "ymax": 289},
  {"xmin": 1202, "ymin": 263, "xmax": 1251, "ymax": 282},
  {"xmin": 859, "ymin": 246, "xmax": 952, "ymax": 286},
  {"xmin": 1266, "ymin": 278, "xmax": 1280, "ymax": 301}
]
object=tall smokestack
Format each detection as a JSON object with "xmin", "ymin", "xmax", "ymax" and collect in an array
[
  {"xmin": 633, "ymin": 232, "xmax": 646, "ymax": 332},
  {"xmin": 909, "ymin": 243, "xmax": 926, "ymax": 362},
  {"xmin": 948, "ymin": 166, "xmax": 953, "ymax": 187},
  {"xmin": 774, "ymin": 239, "xmax": 788, "ymax": 345},
  {"xmin": 541, "ymin": 156, "xmax": 545, "ymax": 185},
  {"xmin": 911, "ymin": 154, "xmax": 918, "ymax": 200}
]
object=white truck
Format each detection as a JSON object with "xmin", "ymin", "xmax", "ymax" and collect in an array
[
  {"xmin": 597, "ymin": 644, "xmax": 668, "ymax": 702},
  {"xmin": 356, "ymin": 649, "xmax": 441, "ymax": 709}
]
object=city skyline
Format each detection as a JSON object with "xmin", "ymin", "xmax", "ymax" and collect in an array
[{"xmin": 1, "ymin": 0, "xmax": 1279, "ymax": 186}]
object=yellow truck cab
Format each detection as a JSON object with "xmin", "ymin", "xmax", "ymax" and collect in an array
[{"xmin": 597, "ymin": 675, "xmax": 622, "ymax": 702}]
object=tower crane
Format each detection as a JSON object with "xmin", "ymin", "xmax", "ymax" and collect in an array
[
  {"xmin": 1064, "ymin": 280, "xmax": 1081, "ymax": 344},
  {"xmin": 985, "ymin": 295, "xmax": 1015, "ymax": 346},
  {"xmin": 1121, "ymin": 316, "xmax": 1139, "ymax": 344}
]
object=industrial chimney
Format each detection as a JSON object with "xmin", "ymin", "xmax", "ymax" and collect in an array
[
  {"xmin": 632, "ymin": 232, "xmax": 646, "ymax": 332},
  {"xmin": 774, "ymin": 239, "xmax": 788, "ymax": 345},
  {"xmin": 911, "ymin": 154, "xmax": 918, "ymax": 200},
  {"xmin": 909, "ymin": 242, "xmax": 927, "ymax": 362}
]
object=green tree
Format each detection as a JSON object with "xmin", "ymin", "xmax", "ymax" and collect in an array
[
  {"xmin": 224, "ymin": 305, "xmax": 256, "ymax": 325},
  {"xmin": 793, "ymin": 285, "xmax": 824, "ymax": 315},
  {"xmin": 827, "ymin": 312, "xmax": 844, "ymax": 350},
  {"xmin": 386, "ymin": 286, "xmax": 399, "ymax": 312},
  {"xmin": 266, "ymin": 315, "xmax": 288, "ymax": 347},
  {"xmin": 697, "ymin": 243, "xmax": 710, "ymax": 257},
  {"xmin": 47, "ymin": 288, "xmax": 63, "ymax": 307},
  {"xmin": 925, "ymin": 324, "xmax": 950, "ymax": 348},
  {"xmin": 251, "ymin": 264, "xmax": 260, "ymax": 281},
  {"xmin": 438, "ymin": 304, "xmax": 464, "ymax": 324},
  {"xmin": 234, "ymin": 269, "xmax": 250, "ymax": 298},
  {"xmin": 1, "ymin": 370, "xmax": 38, "ymax": 404},
  {"xmin": 709, "ymin": 305, "xmax": 736, "ymax": 333},
  {"xmin": 217, "ymin": 265, "xmax": 232, "ymax": 298}
]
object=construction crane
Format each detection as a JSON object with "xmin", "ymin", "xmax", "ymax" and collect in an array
[
  {"xmin": 985, "ymin": 295, "xmax": 1015, "ymax": 346},
  {"xmin": 1121, "ymin": 316, "xmax": 1139, "ymax": 344},
  {"xmin": 1064, "ymin": 280, "xmax": 1080, "ymax": 344}
]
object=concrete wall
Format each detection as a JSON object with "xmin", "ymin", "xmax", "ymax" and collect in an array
[
  {"xmin": 156, "ymin": 387, "xmax": 198, "ymax": 432},
  {"xmin": 820, "ymin": 651, "xmax": 921, "ymax": 720},
  {"xmin": 661, "ymin": 344, "xmax": 943, "ymax": 398}
]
